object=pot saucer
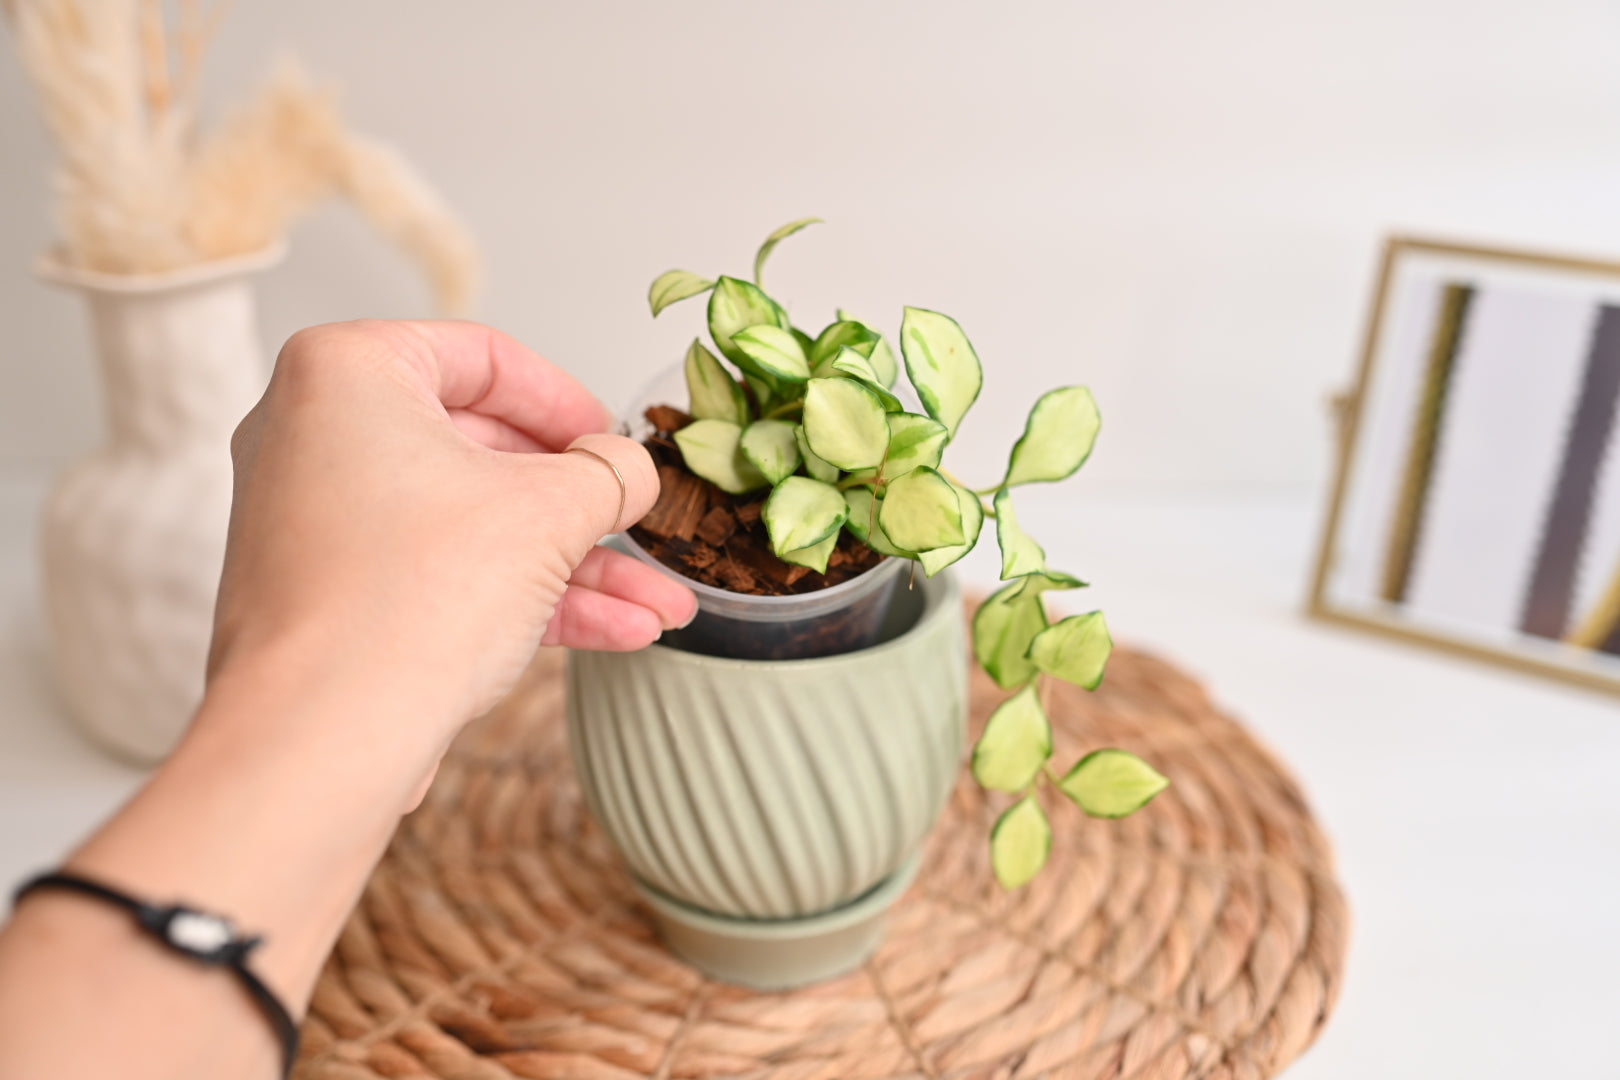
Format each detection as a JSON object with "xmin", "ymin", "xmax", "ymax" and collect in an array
[{"xmin": 632, "ymin": 855, "xmax": 921, "ymax": 991}]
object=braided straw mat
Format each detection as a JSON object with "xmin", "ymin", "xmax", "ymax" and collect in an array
[{"xmin": 297, "ymin": 636, "xmax": 1349, "ymax": 1080}]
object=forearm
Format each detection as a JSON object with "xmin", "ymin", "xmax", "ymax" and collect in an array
[
  {"xmin": 0, "ymin": 644, "xmax": 434, "ymax": 1079},
  {"xmin": 0, "ymin": 318, "xmax": 680, "ymax": 1079}
]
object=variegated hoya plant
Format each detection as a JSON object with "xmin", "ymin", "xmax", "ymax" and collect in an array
[{"xmin": 647, "ymin": 219, "xmax": 1168, "ymax": 887}]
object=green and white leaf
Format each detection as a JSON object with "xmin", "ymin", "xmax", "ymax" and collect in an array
[
  {"xmin": 1029, "ymin": 612, "xmax": 1112, "ymax": 690},
  {"xmin": 809, "ymin": 321, "xmax": 898, "ymax": 388},
  {"xmin": 1003, "ymin": 386, "xmax": 1101, "ymax": 487},
  {"xmin": 1007, "ymin": 567, "xmax": 1087, "ymax": 600},
  {"xmin": 802, "ymin": 378, "xmax": 889, "ymax": 470},
  {"xmin": 828, "ymin": 344, "xmax": 880, "ymax": 384},
  {"xmin": 842, "ymin": 488, "xmax": 909, "ymax": 557},
  {"xmin": 1058, "ymin": 749, "xmax": 1169, "ymax": 819},
  {"xmin": 779, "ymin": 531, "xmax": 839, "ymax": 574},
  {"xmin": 809, "ymin": 319, "xmax": 879, "ymax": 376},
  {"xmin": 867, "ymin": 335, "xmax": 899, "ymax": 388},
  {"xmin": 732, "ymin": 325, "xmax": 811, "ymax": 383},
  {"xmin": 792, "ymin": 326, "xmax": 816, "ymax": 358},
  {"xmin": 673, "ymin": 419, "xmax": 767, "ymax": 495},
  {"xmin": 744, "ymin": 373, "xmax": 775, "ymax": 413},
  {"xmin": 740, "ymin": 419, "xmax": 801, "ymax": 484},
  {"xmin": 795, "ymin": 425, "xmax": 841, "ymax": 483},
  {"xmin": 648, "ymin": 270, "xmax": 715, "ymax": 317},
  {"xmin": 972, "ymin": 684, "xmax": 1053, "ymax": 793},
  {"xmin": 879, "ymin": 467, "xmax": 965, "ymax": 552},
  {"xmin": 709, "ymin": 276, "xmax": 791, "ymax": 368},
  {"xmin": 994, "ymin": 489, "xmax": 1046, "ymax": 579},
  {"xmin": 884, "ymin": 413, "xmax": 948, "ymax": 480},
  {"xmin": 753, "ymin": 216, "xmax": 822, "ymax": 288},
  {"xmin": 763, "ymin": 476, "xmax": 847, "ymax": 558},
  {"xmin": 918, "ymin": 480, "xmax": 984, "ymax": 577},
  {"xmin": 990, "ymin": 796, "xmax": 1052, "ymax": 889},
  {"xmin": 972, "ymin": 580, "xmax": 1049, "ymax": 689},
  {"xmin": 684, "ymin": 339, "xmax": 748, "ymax": 425},
  {"xmin": 831, "ymin": 348, "xmax": 903, "ymax": 411},
  {"xmin": 900, "ymin": 306, "xmax": 983, "ymax": 438}
]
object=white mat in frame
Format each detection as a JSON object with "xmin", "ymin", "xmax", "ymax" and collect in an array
[
  {"xmin": 1406, "ymin": 285, "xmax": 1594, "ymax": 638},
  {"xmin": 1311, "ymin": 236, "xmax": 1620, "ymax": 695}
]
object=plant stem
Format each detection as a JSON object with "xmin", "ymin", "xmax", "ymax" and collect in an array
[{"xmin": 762, "ymin": 400, "xmax": 803, "ymax": 420}]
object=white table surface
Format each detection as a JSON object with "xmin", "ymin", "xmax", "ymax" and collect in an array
[{"xmin": 2, "ymin": 469, "xmax": 1616, "ymax": 1078}]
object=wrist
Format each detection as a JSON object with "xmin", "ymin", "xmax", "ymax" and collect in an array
[
  {"xmin": 198, "ymin": 625, "xmax": 455, "ymax": 805},
  {"xmin": 64, "ymin": 634, "xmax": 450, "ymax": 1007}
]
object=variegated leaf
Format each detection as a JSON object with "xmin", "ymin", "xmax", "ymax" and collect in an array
[
  {"xmin": 918, "ymin": 480, "xmax": 984, "ymax": 576},
  {"xmin": 879, "ymin": 467, "xmax": 965, "ymax": 552},
  {"xmin": 764, "ymin": 476, "xmax": 847, "ymax": 558},
  {"xmin": 673, "ymin": 419, "xmax": 768, "ymax": 494},
  {"xmin": 795, "ymin": 425, "xmax": 841, "ymax": 483},
  {"xmin": 972, "ymin": 684, "xmax": 1052, "ymax": 792},
  {"xmin": 990, "ymin": 797, "xmax": 1051, "ymax": 888},
  {"xmin": 753, "ymin": 216, "xmax": 823, "ymax": 289},
  {"xmin": 649, "ymin": 270, "xmax": 715, "ymax": 317},
  {"xmin": 1003, "ymin": 386, "xmax": 1101, "ymax": 487},
  {"xmin": 1028, "ymin": 612, "xmax": 1112, "ymax": 690},
  {"xmin": 740, "ymin": 419, "xmax": 802, "ymax": 484},
  {"xmin": 994, "ymin": 489, "xmax": 1046, "ymax": 579},
  {"xmin": 900, "ymin": 306, "xmax": 983, "ymax": 437},
  {"xmin": 780, "ymin": 531, "xmax": 839, "ymax": 573},
  {"xmin": 803, "ymin": 377, "xmax": 889, "ymax": 470},
  {"xmin": 843, "ymin": 487, "xmax": 910, "ymax": 557},
  {"xmin": 684, "ymin": 339, "xmax": 748, "ymax": 425},
  {"xmin": 883, "ymin": 413, "xmax": 948, "ymax": 480},
  {"xmin": 1058, "ymin": 750, "xmax": 1168, "ymax": 818},
  {"xmin": 709, "ymin": 276, "xmax": 790, "ymax": 368},
  {"xmin": 972, "ymin": 580, "xmax": 1049, "ymax": 689},
  {"xmin": 732, "ymin": 324, "xmax": 811, "ymax": 382}
]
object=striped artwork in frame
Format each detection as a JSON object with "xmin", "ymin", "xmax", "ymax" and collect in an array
[{"xmin": 1312, "ymin": 236, "xmax": 1620, "ymax": 696}]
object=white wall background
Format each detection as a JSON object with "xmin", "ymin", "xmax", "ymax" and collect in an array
[{"xmin": 5, "ymin": 0, "xmax": 1620, "ymax": 499}]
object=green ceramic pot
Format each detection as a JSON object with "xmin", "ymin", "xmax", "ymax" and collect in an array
[{"xmin": 565, "ymin": 569, "xmax": 966, "ymax": 987}]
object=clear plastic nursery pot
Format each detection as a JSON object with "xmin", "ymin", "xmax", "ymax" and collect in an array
[
  {"xmin": 618, "ymin": 531, "xmax": 904, "ymax": 660},
  {"xmin": 617, "ymin": 363, "xmax": 905, "ymax": 661}
]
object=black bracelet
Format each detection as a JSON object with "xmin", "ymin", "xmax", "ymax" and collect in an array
[{"xmin": 13, "ymin": 871, "xmax": 300, "ymax": 1078}]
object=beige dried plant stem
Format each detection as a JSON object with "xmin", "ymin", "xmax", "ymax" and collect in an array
[
  {"xmin": 7, "ymin": 0, "xmax": 194, "ymax": 274},
  {"xmin": 331, "ymin": 134, "xmax": 480, "ymax": 316},
  {"xmin": 5, "ymin": 0, "xmax": 478, "ymax": 313},
  {"xmin": 183, "ymin": 62, "xmax": 479, "ymax": 313}
]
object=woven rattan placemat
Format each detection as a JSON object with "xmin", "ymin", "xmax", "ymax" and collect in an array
[{"xmin": 296, "ymin": 636, "xmax": 1348, "ymax": 1080}]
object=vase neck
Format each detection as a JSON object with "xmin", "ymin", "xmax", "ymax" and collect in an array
[{"xmin": 80, "ymin": 275, "xmax": 269, "ymax": 451}]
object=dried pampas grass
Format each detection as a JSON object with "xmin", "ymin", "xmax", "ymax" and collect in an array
[
  {"xmin": 184, "ymin": 64, "xmax": 479, "ymax": 314},
  {"xmin": 4, "ymin": 0, "xmax": 478, "ymax": 313}
]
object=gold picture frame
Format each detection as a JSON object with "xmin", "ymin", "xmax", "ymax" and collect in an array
[{"xmin": 1309, "ymin": 235, "xmax": 1620, "ymax": 697}]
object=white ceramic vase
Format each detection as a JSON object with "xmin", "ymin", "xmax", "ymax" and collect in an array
[{"xmin": 37, "ymin": 246, "xmax": 282, "ymax": 764}]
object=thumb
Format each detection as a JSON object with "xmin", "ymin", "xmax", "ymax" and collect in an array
[{"xmin": 541, "ymin": 433, "xmax": 662, "ymax": 550}]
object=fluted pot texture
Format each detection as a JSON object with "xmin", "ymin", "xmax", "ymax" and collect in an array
[
  {"xmin": 567, "ymin": 570, "xmax": 967, "ymax": 921},
  {"xmin": 38, "ymin": 247, "xmax": 280, "ymax": 763}
]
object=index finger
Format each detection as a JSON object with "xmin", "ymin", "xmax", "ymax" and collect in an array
[{"xmin": 397, "ymin": 320, "xmax": 614, "ymax": 451}]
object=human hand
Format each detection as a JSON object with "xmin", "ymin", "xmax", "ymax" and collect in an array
[
  {"xmin": 210, "ymin": 319, "xmax": 696, "ymax": 776},
  {"xmin": 0, "ymin": 321, "xmax": 700, "ymax": 1078}
]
